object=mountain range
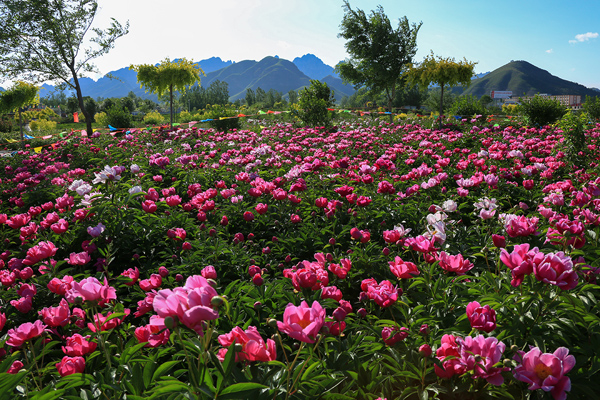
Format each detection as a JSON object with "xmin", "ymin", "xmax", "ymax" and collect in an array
[
  {"xmin": 2, "ymin": 55, "xmax": 599, "ymax": 104},
  {"xmin": 30, "ymin": 54, "xmax": 353, "ymax": 103}
]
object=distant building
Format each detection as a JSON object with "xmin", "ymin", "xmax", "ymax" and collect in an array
[{"xmin": 517, "ymin": 94, "xmax": 582, "ymax": 109}]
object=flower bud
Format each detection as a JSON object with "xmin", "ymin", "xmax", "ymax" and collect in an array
[
  {"xmin": 164, "ymin": 316, "xmax": 175, "ymax": 329},
  {"xmin": 207, "ymin": 278, "xmax": 217, "ymax": 287},
  {"xmin": 210, "ymin": 296, "xmax": 224, "ymax": 307},
  {"xmin": 268, "ymin": 318, "xmax": 278, "ymax": 329},
  {"xmin": 234, "ymin": 343, "xmax": 244, "ymax": 352}
]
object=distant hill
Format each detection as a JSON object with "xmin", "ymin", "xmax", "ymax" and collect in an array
[
  {"xmin": 202, "ymin": 56, "xmax": 312, "ymax": 101},
  {"xmin": 36, "ymin": 55, "xmax": 353, "ymax": 103},
  {"xmin": 293, "ymin": 54, "xmax": 339, "ymax": 80},
  {"xmin": 462, "ymin": 60, "xmax": 600, "ymax": 98}
]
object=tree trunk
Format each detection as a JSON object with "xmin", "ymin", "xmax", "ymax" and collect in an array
[
  {"xmin": 19, "ymin": 108, "xmax": 24, "ymax": 149},
  {"xmin": 439, "ymin": 83, "xmax": 445, "ymax": 129},
  {"xmin": 169, "ymin": 84, "xmax": 173, "ymax": 128},
  {"xmin": 72, "ymin": 73, "xmax": 93, "ymax": 135}
]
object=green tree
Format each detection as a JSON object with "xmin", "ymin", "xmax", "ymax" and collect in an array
[
  {"xmin": 518, "ymin": 94, "xmax": 566, "ymax": 127},
  {"xmin": 0, "ymin": 0, "xmax": 129, "ymax": 135},
  {"xmin": 583, "ymin": 95, "xmax": 600, "ymax": 122},
  {"xmin": 255, "ymin": 87, "xmax": 266, "ymax": 105},
  {"xmin": 130, "ymin": 58, "xmax": 204, "ymax": 127},
  {"xmin": 245, "ymin": 88, "xmax": 256, "ymax": 107},
  {"xmin": 297, "ymin": 80, "xmax": 335, "ymax": 127},
  {"xmin": 288, "ymin": 90, "xmax": 298, "ymax": 105},
  {"xmin": 207, "ymin": 80, "xmax": 229, "ymax": 105},
  {"xmin": 407, "ymin": 52, "xmax": 476, "ymax": 127},
  {"xmin": 423, "ymin": 88, "xmax": 456, "ymax": 116},
  {"xmin": 336, "ymin": 1, "xmax": 421, "ymax": 120},
  {"xmin": 0, "ymin": 81, "xmax": 39, "ymax": 145}
]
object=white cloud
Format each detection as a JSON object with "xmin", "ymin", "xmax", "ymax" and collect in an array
[
  {"xmin": 569, "ymin": 32, "xmax": 599, "ymax": 44},
  {"xmin": 546, "ymin": 48, "xmax": 553, "ymax": 53}
]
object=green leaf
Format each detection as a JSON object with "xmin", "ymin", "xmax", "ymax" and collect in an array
[{"xmin": 217, "ymin": 382, "xmax": 268, "ymax": 399}]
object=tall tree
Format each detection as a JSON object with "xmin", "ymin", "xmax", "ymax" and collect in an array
[
  {"xmin": 336, "ymin": 1, "xmax": 421, "ymax": 121},
  {"xmin": 130, "ymin": 58, "xmax": 204, "ymax": 127},
  {"xmin": 0, "ymin": 0, "xmax": 129, "ymax": 135},
  {"xmin": 407, "ymin": 52, "xmax": 476, "ymax": 127}
]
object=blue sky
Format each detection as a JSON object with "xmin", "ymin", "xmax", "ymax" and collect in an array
[{"xmin": 87, "ymin": 0, "xmax": 598, "ymax": 89}]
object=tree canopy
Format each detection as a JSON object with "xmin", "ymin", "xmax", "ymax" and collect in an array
[
  {"xmin": 130, "ymin": 58, "xmax": 204, "ymax": 126},
  {"xmin": 0, "ymin": 81, "xmax": 40, "ymax": 145},
  {"xmin": 0, "ymin": 0, "xmax": 129, "ymax": 135},
  {"xmin": 336, "ymin": 1, "xmax": 421, "ymax": 117},
  {"xmin": 407, "ymin": 52, "xmax": 476, "ymax": 124}
]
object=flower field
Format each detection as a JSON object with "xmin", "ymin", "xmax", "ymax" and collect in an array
[{"xmin": 1, "ymin": 118, "xmax": 600, "ymax": 399}]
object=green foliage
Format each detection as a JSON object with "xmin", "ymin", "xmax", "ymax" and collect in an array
[
  {"xmin": 450, "ymin": 95, "xmax": 488, "ymax": 118},
  {"xmin": 518, "ymin": 94, "xmax": 567, "ymax": 127},
  {"xmin": 337, "ymin": 1, "xmax": 421, "ymax": 112},
  {"xmin": 203, "ymin": 104, "xmax": 240, "ymax": 132},
  {"xmin": 180, "ymin": 80, "xmax": 229, "ymax": 111},
  {"xmin": 424, "ymin": 88, "xmax": 456, "ymax": 114},
  {"xmin": 102, "ymin": 101, "xmax": 132, "ymax": 128},
  {"xmin": 559, "ymin": 111, "xmax": 589, "ymax": 163},
  {"xmin": 94, "ymin": 112, "xmax": 108, "ymax": 127},
  {"xmin": 29, "ymin": 119, "xmax": 57, "ymax": 132},
  {"xmin": 0, "ymin": 116, "xmax": 13, "ymax": 133},
  {"xmin": 143, "ymin": 111, "xmax": 166, "ymax": 125},
  {"xmin": 583, "ymin": 95, "xmax": 600, "ymax": 122},
  {"xmin": 0, "ymin": 81, "xmax": 39, "ymax": 113},
  {"xmin": 297, "ymin": 80, "xmax": 335, "ymax": 127}
]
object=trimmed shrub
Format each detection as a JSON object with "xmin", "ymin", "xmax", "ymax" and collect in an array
[
  {"xmin": 450, "ymin": 95, "xmax": 488, "ymax": 118},
  {"xmin": 518, "ymin": 95, "xmax": 567, "ymax": 127},
  {"xmin": 94, "ymin": 112, "xmax": 109, "ymax": 127},
  {"xmin": 105, "ymin": 103, "xmax": 132, "ymax": 129},
  {"xmin": 203, "ymin": 104, "xmax": 240, "ymax": 132},
  {"xmin": 143, "ymin": 111, "xmax": 165, "ymax": 125},
  {"xmin": 29, "ymin": 119, "xmax": 57, "ymax": 132},
  {"xmin": 297, "ymin": 80, "xmax": 335, "ymax": 128}
]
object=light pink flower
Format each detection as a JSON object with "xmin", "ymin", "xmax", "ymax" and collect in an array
[
  {"xmin": 277, "ymin": 300, "xmax": 325, "ymax": 343},
  {"xmin": 6, "ymin": 320, "xmax": 47, "ymax": 347},
  {"xmin": 65, "ymin": 277, "xmax": 117, "ymax": 306},
  {"xmin": 513, "ymin": 347, "xmax": 575, "ymax": 400}
]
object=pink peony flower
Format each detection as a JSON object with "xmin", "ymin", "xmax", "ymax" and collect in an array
[
  {"xmin": 381, "ymin": 326, "xmax": 408, "ymax": 345},
  {"xmin": 66, "ymin": 251, "xmax": 91, "ymax": 265},
  {"xmin": 438, "ymin": 251, "xmax": 474, "ymax": 275},
  {"xmin": 152, "ymin": 275, "xmax": 219, "ymax": 335},
  {"xmin": 217, "ymin": 326, "xmax": 276, "ymax": 362},
  {"xmin": 56, "ymin": 356, "xmax": 85, "ymax": 377},
  {"xmin": 534, "ymin": 252, "xmax": 578, "ymax": 290},
  {"xmin": 88, "ymin": 309, "xmax": 130, "ymax": 332},
  {"xmin": 513, "ymin": 346, "xmax": 575, "ymax": 400},
  {"xmin": 62, "ymin": 334, "xmax": 97, "ymax": 356},
  {"xmin": 22, "ymin": 241, "xmax": 57, "ymax": 265},
  {"xmin": 277, "ymin": 300, "xmax": 325, "ymax": 343},
  {"xmin": 435, "ymin": 334, "xmax": 465, "ymax": 378},
  {"xmin": 6, "ymin": 320, "xmax": 47, "ymax": 347},
  {"xmin": 389, "ymin": 256, "xmax": 420, "ymax": 279},
  {"xmin": 201, "ymin": 265, "xmax": 217, "ymax": 280},
  {"xmin": 39, "ymin": 298, "xmax": 71, "ymax": 327},
  {"xmin": 65, "ymin": 277, "xmax": 117, "ymax": 306},
  {"xmin": 362, "ymin": 279, "xmax": 400, "ymax": 308},
  {"xmin": 500, "ymin": 243, "xmax": 543, "ymax": 287},
  {"xmin": 139, "ymin": 274, "xmax": 162, "ymax": 291},
  {"xmin": 466, "ymin": 301, "xmax": 497, "ymax": 332},
  {"xmin": 135, "ymin": 324, "xmax": 170, "ymax": 348},
  {"xmin": 121, "ymin": 267, "xmax": 140, "ymax": 286},
  {"xmin": 457, "ymin": 335, "xmax": 508, "ymax": 385}
]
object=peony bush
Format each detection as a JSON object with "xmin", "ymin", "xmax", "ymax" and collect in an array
[{"xmin": 0, "ymin": 118, "xmax": 599, "ymax": 399}]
